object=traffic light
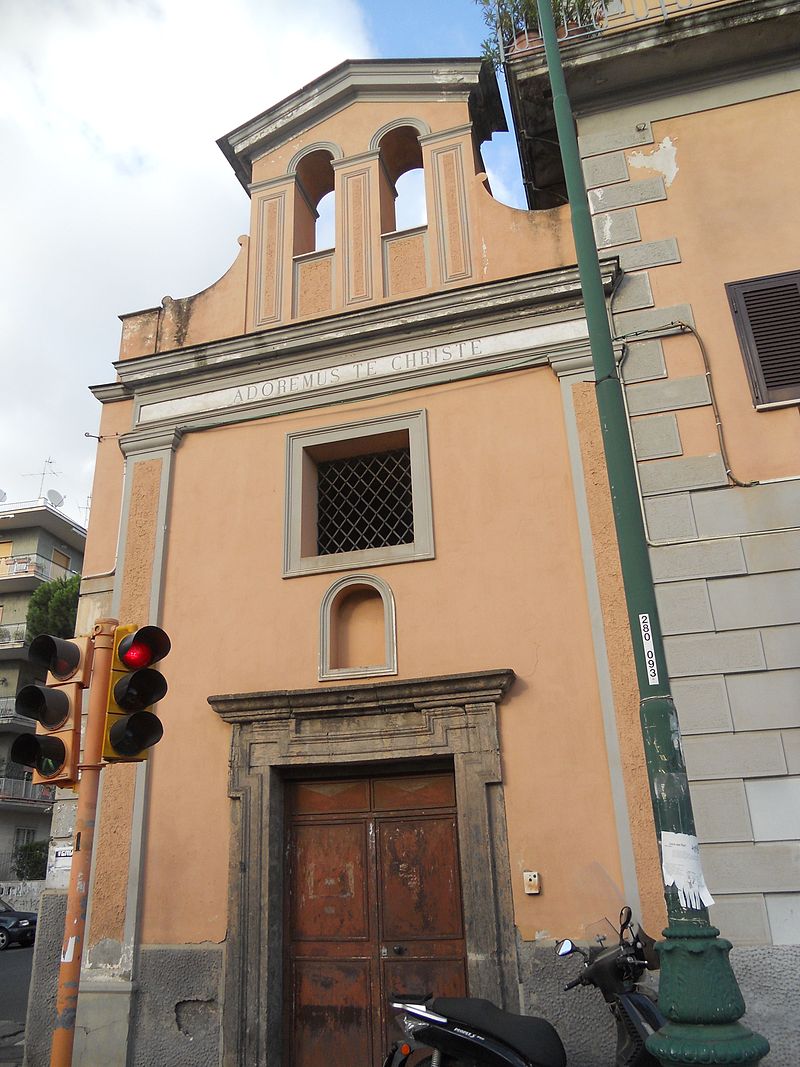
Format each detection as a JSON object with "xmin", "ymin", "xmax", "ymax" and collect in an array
[
  {"xmin": 103, "ymin": 625, "xmax": 170, "ymax": 761},
  {"xmin": 10, "ymin": 635, "xmax": 93, "ymax": 787}
]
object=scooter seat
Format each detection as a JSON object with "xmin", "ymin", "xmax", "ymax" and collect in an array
[{"xmin": 432, "ymin": 998, "xmax": 566, "ymax": 1067}]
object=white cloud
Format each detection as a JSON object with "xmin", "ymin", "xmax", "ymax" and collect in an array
[{"xmin": 0, "ymin": 0, "xmax": 373, "ymax": 523}]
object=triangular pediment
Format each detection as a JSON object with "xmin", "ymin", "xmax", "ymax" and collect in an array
[{"xmin": 217, "ymin": 57, "xmax": 505, "ymax": 190}]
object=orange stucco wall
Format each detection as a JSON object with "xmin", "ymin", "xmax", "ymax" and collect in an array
[
  {"xmin": 81, "ymin": 66, "xmax": 661, "ymax": 964},
  {"xmin": 132, "ymin": 368, "xmax": 627, "ymax": 946},
  {"xmin": 80, "ymin": 399, "xmax": 133, "ymax": 578},
  {"xmin": 632, "ymin": 93, "xmax": 800, "ymax": 481},
  {"xmin": 573, "ymin": 383, "xmax": 666, "ymax": 936}
]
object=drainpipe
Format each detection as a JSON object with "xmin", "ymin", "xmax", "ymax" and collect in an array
[{"xmin": 533, "ymin": 2, "xmax": 769, "ymax": 1062}]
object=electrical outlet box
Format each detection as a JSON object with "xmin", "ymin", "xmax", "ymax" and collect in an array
[{"xmin": 523, "ymin": 870, "xmax": 541, "ymax": 895}]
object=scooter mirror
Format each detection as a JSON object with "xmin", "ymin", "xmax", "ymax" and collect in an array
[
  {"xmin": 556, "ymin": 939, "xmax": 575, "ymax": 957},
  {"xmin": 619, "ymin": 906, "xmax": 632, "ymax": 935}
]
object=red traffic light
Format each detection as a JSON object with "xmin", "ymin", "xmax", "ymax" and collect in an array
[
  {"xmin": 118, "ymin": 626, "xmax": 171, "ymax": 670},
  {"xmin": 104, "ymin": 624, "xmax": 170, "ymax": 763}
]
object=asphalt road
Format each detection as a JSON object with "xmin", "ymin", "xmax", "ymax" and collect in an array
[{"xmin": 0, "ymin": 943, "xmax": 32, "ymax": 1065}]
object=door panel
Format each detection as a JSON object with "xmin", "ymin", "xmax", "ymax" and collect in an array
[
  {"xmin": 373, "ymin": 774, "xmax": 456, "ymax": 811},
  {"xmin": 291, "ymin": 778, "xmax": 371, "ymax": 815},
  {"xmin": 378, "ymin": 816, "xmax": 463, "ymax": 940},
  {"xmin": 291, "ymin": 821, "xmax": 370, "ymax": 941},
  {"xmin": 292, "ymin": 959, "xmax": 374, "ymax": 1067},
  {"xmin": 285, "ymin": 771, "xmax": 466, "ymax": 1067}
]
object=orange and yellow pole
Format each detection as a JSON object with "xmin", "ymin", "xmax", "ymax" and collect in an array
[{"xmin": 49, "ymin": 617, "xmax": 117, "ymax": 1067}]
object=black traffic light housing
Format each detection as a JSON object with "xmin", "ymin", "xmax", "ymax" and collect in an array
[
  {"xmin": 103, "ymin": 625, "xmax": 170, "ymax": 761},
  {"xmin": 10, "ymin": 635, "xmax": 93, "ymax": 787}
]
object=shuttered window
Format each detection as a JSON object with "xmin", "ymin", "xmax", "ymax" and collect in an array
[{"xmin": 726, "ymin": 271, "xmax": 800, "ymax": 406}]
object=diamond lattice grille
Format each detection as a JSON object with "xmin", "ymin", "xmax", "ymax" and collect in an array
[{"xmin": 317, "ymin": 448, "xmax": 414, "ymax": 555}]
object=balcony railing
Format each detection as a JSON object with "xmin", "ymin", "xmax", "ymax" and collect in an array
[
  {"xmin": 0, "ymin": 696, "xmax": 34, "ymax": 727},
  {"xmin": 0, "ymin": 553, "xmax": 78, "ymax": 583},
  {"xmin": 0, "ymin": 776, "xmax": 55, "ymax": 803},
  {"xmin": 493, "ymin": 0, "xmax": 740, "ymax": 61},
  {"xmin": 0, "ymin": 622, "xmax": 27, "ymax": 649}
]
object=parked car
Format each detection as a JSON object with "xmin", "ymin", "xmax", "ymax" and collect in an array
[{"xmin": 0, "ymin": 898, "xmax": 37, "ymax": 950}]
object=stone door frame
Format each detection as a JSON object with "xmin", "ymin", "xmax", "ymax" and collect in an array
[{"xmin": 209, "ymin": 668, "xmax": 518, "ymax": 1067}]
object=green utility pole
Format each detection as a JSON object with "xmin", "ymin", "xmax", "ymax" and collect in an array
[{"xmin": 533, "ymin": 2, "xmax": 769, "ymax": 1063}]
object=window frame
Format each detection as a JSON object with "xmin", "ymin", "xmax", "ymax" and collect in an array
[
  {"xmin": 726, "ymin": 270, "xmax": 800, "ymax": 408},
  {"xmin": 283, "ymin": 410, "xmax": 434, "ymax": 577}
]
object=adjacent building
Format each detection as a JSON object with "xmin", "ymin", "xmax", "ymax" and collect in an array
[
  {"xmin": 25, "ymin": 2, "xmax": 799, "ymax": 1064},
  {"xmin": 0, "ymin": 502, "xmax": 85, "ymax": 880}
]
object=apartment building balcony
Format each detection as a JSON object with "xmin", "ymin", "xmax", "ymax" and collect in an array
[
  {"xmin": 0, "ymin": 552, "xmax": 79, "ymax": 592},
  {"xmin": 0, "ymin": 775, "xmax": 54, "ymax": 812},
  {"xmin": 0, "ymin": 696, "xmax": 34, "ymax": 731},
  {"xmin": 0, "ymin": 621, "xmax": 27, "ymax": 653},
  {"xmin": 495, "ymin": 0, "xmax": 749, "ymax": 64},
  {"xmin": 494, "ymin": 0, "xmax": 800, "ymax": 208}
]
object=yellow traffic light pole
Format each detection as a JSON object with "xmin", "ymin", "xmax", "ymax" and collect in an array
[{"xmin": 50, "ymin": 617, "xmax": 118, "ymax": 1067}]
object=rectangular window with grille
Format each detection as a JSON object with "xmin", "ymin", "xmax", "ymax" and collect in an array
[
  {"xmin": 284, "ymin": 411, "xmax": 434, "ymax": 576},
  {"xmin": 726, "ymin": 270, "xmax": 800, "ymax": 406},
  {"xmin": 316, "ymin": 448, "xmax": 414, "ymax": 555}
]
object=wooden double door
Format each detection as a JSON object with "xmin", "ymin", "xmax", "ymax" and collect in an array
[{"xmin": 284, "ymin": 770, "xmax": 468, "ymax": 1066}]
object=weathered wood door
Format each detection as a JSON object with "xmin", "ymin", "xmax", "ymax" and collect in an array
[{"xmin": 284, "ymin": 770, "xmax": 467, "ymax": 1066}]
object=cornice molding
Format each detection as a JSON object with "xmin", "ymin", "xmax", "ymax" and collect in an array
[
  {"xmin": 106, "ymin": 260, "xmax": 620, "ymax": 396},
  {"xmin": 248, "ymin": 173, "xmax": 296, "ymax": 196},
  {"xmin": 209, "ymin": 668, "xmax": 516, "ymax": 725},
  {"xmin": 418, "ymin": 123, "xmax": 475, "ymax": 146},
  {"xmin": 549, "ymin": 349, "xmax": 596, "ymax": 378},
  {"xmin": 90, "ymin": 382, "xmax": 130, "ymax": 402},
  {"xmin": 118, "ymin": 425, "xmax": 185, "ymax": 458},
  {"xmin": 331, "ymin": 149, "xmax": 381, "ymax": 171}
]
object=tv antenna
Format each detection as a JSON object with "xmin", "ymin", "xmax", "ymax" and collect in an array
[
  {"xmin": 24, "ymin": 457, "xmax": 62, "ymax": 500},
  {"xmin": 46, "ymin": 489, "xmax": 65, "ymax": 509}
]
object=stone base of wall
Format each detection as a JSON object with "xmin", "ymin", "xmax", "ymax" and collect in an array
[
  {"xmin": 517, "ymin": 934, "xmax": 617, "ymax": 1067},
  {"xmin": 128, "ymin": 945, "xmax": 223, "ymax": 1067},
  {"xmin": 29, "ymin": 933, "xmax": 793, "ymax": 1065},
  {"xmin": 0, "ymin": 880, "xmax": 46, "ymax": 915},
  {"xmin": 517, "ymin": 937, "xmax": 799, "ymax": 1067},
  {"xmin": 23, "ymin": 890, "xmax": 66, "ymax": 1067},
  {"xmin": 731, "ymin": 946, "xmax": 800, "ymax": 1066}
]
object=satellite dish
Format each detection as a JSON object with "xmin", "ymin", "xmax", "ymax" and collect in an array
[
  {"xmin": 46, "ymin": 489, "xmax": 65, "ymax": 508},
  {"xmin": 0, "ymin": 489, "xmax": 6, "ymax": 503}
]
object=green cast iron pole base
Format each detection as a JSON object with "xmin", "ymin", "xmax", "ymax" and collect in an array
[
  {"xmin": 638, "ymin": 693, "xmax": 769, "ymax": 1064},
  {"xmin": 647, "ymin": 922, "xmax": 770, "ymax": 1064}
]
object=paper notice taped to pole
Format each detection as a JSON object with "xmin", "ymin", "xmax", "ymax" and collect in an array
[{"xmin": 661, "ymin": 831, "xmax": 714, "ymax": 910}]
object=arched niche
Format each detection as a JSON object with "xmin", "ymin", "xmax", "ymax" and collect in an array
[{"xmin": 319, "ymin": 573, "xmax": 397, "ymax": 680}]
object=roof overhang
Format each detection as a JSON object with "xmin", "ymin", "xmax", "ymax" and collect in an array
[
  {"xmin": 507, "ymin": 0, "xmax": 800, "ymax": 116},
  {"xmin": 0, "ymin": 504, "xmax": 87, "ymax": 550}
]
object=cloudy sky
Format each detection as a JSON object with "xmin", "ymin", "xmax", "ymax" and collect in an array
[{"xmin": 0, "ymin": 0, "xmax": 524, "ymax": 526}]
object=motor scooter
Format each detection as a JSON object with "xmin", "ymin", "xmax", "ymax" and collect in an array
[{"xmin": 383, "ymin": 907, "xmax": 665, "ymax": 1067}]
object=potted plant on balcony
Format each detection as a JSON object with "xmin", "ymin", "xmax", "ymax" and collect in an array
[{"xmin": 477, "ymin": 0, "xmax": 600, "ymax": 65}]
